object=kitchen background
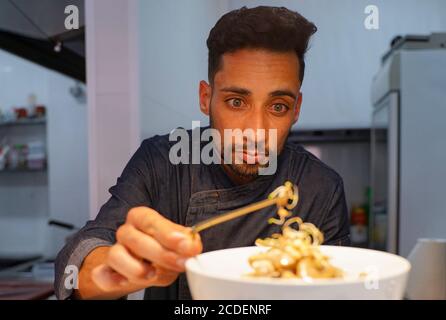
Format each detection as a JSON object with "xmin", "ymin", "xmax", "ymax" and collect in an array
[{"xmin": 0, "ymin": 0, "xmax": 445, "ymax": 299}]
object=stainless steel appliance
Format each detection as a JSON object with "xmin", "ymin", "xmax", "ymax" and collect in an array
[{"xmin": 370, "ymin": 33, "xmax": 446, "ymax": 257}]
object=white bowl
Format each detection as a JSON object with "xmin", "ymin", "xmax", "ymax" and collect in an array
[{"xmin": 185, "ymin": 246, "xmax": 411, "ymax": 300}]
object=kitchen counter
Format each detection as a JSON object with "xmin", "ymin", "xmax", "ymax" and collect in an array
[
  {"xmin": 0, "ymin": 279, "xmax": 53, "ymax": 300},
  {"xmin": 0, "ymin": 259, "xmax": 55, "ymax": 300}
]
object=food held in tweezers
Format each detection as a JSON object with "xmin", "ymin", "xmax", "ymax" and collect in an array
[{"xmin": 248, "ymin": 216, "xmax": 343, "ymax": 280}]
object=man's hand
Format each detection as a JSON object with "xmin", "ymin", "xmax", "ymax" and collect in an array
[{"xmin": 75, "ymin": 207, "xmax": 202, "ymax": 299}]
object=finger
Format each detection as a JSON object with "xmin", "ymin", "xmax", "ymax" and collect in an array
[
  {"xmin": 126, "ymin": 207, "xmax": 202, "ymax": 256},
  {"xmin": 150, "ymin": 265, "xmax": 181, "ymax": 287},
  {"xmin": 107, "ymin": 243, "xmax": 157, "ymax": 284},
  {"xmin": 117, "ymin": 224, "xmax": 187, "ymax": 272},
  {"xmin": 91, "ymin": 264, "xmax": 128, "ymax": 292}
]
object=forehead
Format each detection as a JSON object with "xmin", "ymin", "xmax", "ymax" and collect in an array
[{"xmin": 213, "ymin": 48, "xmax": 301, "ymax": 90}]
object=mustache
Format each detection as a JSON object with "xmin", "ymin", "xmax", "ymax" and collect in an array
[{"xmin": 229, "ymin": 144, "xmax": 270, "ymax": 156}]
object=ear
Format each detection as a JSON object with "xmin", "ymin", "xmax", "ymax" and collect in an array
[
  {"xmin": 199, "ymin": 80, "xmax": 212, "ymax": 116},
  {"xmin": 293, "ymin": 93, "xmax": 302, "ymax": 124}
]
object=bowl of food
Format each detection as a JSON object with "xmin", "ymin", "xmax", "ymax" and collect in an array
[{"xmin": 185, "ymin": 217, "xmax": 411, "ymax": 300}]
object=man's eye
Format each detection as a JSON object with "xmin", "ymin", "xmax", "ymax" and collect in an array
[
  {"xmin": 270, "ymin": 103, "xmax": 289, "ymax": 114},
  {"xmin": 227, "ymin": 98, "xmax": 244, "ymax": 108}
]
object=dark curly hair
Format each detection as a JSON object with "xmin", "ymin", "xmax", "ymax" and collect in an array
[{"xmin": 207, "ymin": 6, "xmax": 317, "ymax": 84}]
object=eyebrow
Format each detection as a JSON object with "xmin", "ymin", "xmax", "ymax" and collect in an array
[
  {"xmin": 270, "ymin": 90, "xmax": 297, "ymax": 100},
  {"xmin": 220, "ymin": 86, "xmax": 297, "ymax": 100},
  {"xmin": 220, "ymin": 86, "xmax": 251, "ymax": 96}
]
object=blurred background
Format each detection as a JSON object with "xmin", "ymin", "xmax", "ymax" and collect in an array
[{"xmin": 0, "ymin": 0, "xmax": 445, "ymax": 299}]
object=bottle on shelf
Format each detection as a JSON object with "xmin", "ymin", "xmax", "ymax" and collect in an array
[
  {"xmin": 0, "ymin": 144, "xmax": 10, "ymax": 170},
  {"xmin": 350, "ymin": 206, "xmax": 368, "ymax": 247},
  {"xmin": 27, "ymin": 141, "xmax": 46, "ymax": 170}
]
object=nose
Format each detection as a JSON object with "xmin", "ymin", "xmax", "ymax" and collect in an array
[
  {"xmin": 246, "ymin": 106, "xmax": 267, "ymax": 132},
  {"xmin": 241, "ymin": 107, "xmax": 269, "ymax": 150}
]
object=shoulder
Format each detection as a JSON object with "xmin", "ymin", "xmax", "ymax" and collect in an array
[
  {"xmin": 284, "ymin": 143, "xmax": 344, "ymax": 188},
  {"xmin": 139, "ymin": 131, "xmax": 177, "ymax": 162},
  {"xmin": 140, "ymin": 127, "xmax": 205, "ymax": 163}
]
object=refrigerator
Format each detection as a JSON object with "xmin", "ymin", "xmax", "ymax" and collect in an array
[{"xmin": 370, "ymin": 33, "xmax": 446, "ymax": 257}]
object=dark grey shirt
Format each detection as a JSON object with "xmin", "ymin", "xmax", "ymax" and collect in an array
[{"xmin": 54, "ymin": 129, "xmax": 350, "ymax": 300}]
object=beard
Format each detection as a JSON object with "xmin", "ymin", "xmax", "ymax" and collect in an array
[
  {"xmin": 209, "ymin": 115, "xmax": 271, "ymax": 179},
  {"xmin": 225, "ymin": 161, "xmax": 269, "ymax": 178}
]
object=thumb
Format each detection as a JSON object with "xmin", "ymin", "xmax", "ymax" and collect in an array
[{"xmin": 91, "ymin": 264, "xmax": 129, "ymax": 292}]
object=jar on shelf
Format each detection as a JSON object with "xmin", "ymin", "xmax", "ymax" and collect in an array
[{"xmin": 17, "ymin": 144, "xmax": 28, "ymax": 169}]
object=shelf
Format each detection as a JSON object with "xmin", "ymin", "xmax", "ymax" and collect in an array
[
  {"xmin": 0, "ymin": 167, "xmax": 46, "ymax": 173},
  {"xmin": 288, "ymin": 128, "xmax": 371, "ymax": 144},
  {"xmin": 0, "ymin": 118, "xmax": 46, "ymax": 128}
]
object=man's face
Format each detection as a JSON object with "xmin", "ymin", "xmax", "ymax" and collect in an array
[{"xmin": 199, "ymin": 48, "xmax": 302, "ymax": 181}]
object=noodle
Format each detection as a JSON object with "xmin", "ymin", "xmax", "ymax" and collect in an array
[{"xmin": 248, "ymin": 185, "xmax": 343, "ymax": 280}]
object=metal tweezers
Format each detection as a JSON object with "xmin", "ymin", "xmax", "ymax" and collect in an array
[{"xmin": 191, "ymin": 181, "xmax": 298, "ymax": 234}]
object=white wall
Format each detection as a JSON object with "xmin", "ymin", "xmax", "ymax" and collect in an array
[
  {"xmin": 138, "ymin": 0, "xmax": 446, "ymax": 133},
  {"xmin": 0, "ymin": 49, "xmax": 89, "ymax": 258},
  {"xmin": 45, "ymin": 71, "xmax": 89, "ymax": 258},
  {"xmin": 227, "ymin": 0, "xmax": 446, "ymax": 129},
  {"xmin": 0, "ymin": 49, "xmax": 50, "ymax": 256},
  {"xmin": 85, "ymin": 0, "xmax": 141, "ymax": 218},
  {"xmin": 138, "ymin": 0, "xmax": 230, "ymax": 139}
]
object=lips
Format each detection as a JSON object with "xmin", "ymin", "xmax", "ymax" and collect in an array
[
  {"xmin": 239, "ymin": 152, "xmax": 268, "ymax": 164},
  {"xmin": 231, "ymin": 144, "xmax": 269, "ymax": 164}
]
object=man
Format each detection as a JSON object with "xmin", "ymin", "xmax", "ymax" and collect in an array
[{"xmin": 55, "ymin": 6, "xmax": 350, "ymax": 300}]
